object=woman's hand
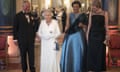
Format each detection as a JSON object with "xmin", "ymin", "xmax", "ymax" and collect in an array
[
  {"xmin": 14, "ymin": 40, "xmax": 18, "ymax": 46},
  {"xmin": 78, "ymin": 23, "xmax": 87, "ymax": 32},
  {"xmin": 104, "ymin": 35, "xmax": 110, "ymax": 45},
  {"xmin": 78, "ymin": 23, "xmax": 84, "ymax": 28}
]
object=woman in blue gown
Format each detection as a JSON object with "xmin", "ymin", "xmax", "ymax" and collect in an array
[{"xmin": 60, "ymin": 1, "xmax": 88, "ymax": 72}]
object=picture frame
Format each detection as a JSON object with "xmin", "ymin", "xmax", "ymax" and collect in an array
[{"xmin": 108, "ymin": 0, "xmax": 118, "ymax": 25}]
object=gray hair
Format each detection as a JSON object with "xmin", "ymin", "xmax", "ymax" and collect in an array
[
  {"xmin": 42, "ymin": 9, "xmax": 53, "ymax": 17},
  {"xmin": 22, "ymin": 0, "xmax": 30, "ymax": 7}
]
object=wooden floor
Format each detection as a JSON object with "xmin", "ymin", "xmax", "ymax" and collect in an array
[{"xmin": 1, "ymin": 41, "xmax": 120, "ymax": 72}]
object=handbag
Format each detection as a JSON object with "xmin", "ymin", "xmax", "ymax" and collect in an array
[{"xmin": 55, "ymin": 41, "xmax": 59, "ymax": 51}]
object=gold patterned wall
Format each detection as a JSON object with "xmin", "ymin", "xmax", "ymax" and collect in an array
[
  {"xmin": 16, "ymin": 0, "xmax": 92, "ymax": 13},
  {"xmin": 31, "ymin": 0, "xmax": 90, "ymax": 11},
  {"xmin": 15, "ymin": 0, "xmax": 120, "ymax": 28},
  {"xmin": 16, "ymin": 0, "xmax": 23, "ymax": 13}
]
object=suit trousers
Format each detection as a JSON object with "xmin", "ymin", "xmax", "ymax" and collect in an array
[{"xmin": 19, "ymin": 39, "xmax": 35, "ymax": 72}]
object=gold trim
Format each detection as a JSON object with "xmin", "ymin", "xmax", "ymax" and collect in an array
[
  {"xmin": 0, "ymin": 30, "xmax": 13, "ymax": 32},
  {"xmin": 0, "ymin": 26, "xmax": 13, "ymax": 28}
]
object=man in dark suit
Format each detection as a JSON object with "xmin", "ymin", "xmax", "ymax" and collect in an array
[
  {"xmin": 13, "ymin": 1, "xmax": 37, "ymax": 72},
  {"xmin": 61, "ymin": 8, "xmax": 67, "ymax": 33}
]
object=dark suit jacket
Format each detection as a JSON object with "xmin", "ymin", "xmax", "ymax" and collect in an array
[{"xmin": 13, "ymin": 11, "xmax": 37, "ymax": 45}]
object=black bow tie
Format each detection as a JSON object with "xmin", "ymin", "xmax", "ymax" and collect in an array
[
  {"xmin": 24, "ymin": 12, "xmax": 30, "ymax": 15},
  {"xmin": 24, "ymin": 13, "xmax": 29, "ymax": 15}
]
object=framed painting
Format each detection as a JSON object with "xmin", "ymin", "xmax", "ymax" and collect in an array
[{"xmin": 108, "ymin": 0, "xmax": 118, "ymax": 25}]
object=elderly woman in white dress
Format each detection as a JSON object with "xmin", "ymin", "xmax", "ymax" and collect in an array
[{"xmin": 37, "ymin": 9, "xmax": 61, "ymax": 72}]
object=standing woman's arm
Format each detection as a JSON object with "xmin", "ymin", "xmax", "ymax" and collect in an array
[
  {"xmin": 47, "ymin": 21, "xmax": 61, "ymax": 39},
  {"xmin": 86, "ymin": 12, "xmax": 92, "ymax": 41},
  {"xmin": 64, "ymin": 13, "xmax": 70, "ymax": 33},
  {"xmin": 36, "ymin": 21, "xmax": 43, "ymax": 40},
  {"xmin": 104, "ymin": 11, "xmax": 109, "ymax": 43},
  {"xmin": 105, "ymin": 11, "xmax": 110, "ymax": 45},
  {"xmin": 37, "ymin": 20, "xmax": 50, "ymax": 40}
]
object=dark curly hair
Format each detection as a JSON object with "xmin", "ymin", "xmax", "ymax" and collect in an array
[{"xmin": 72, "ymin": 1, "xmax": 81, "ymax": 8}]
